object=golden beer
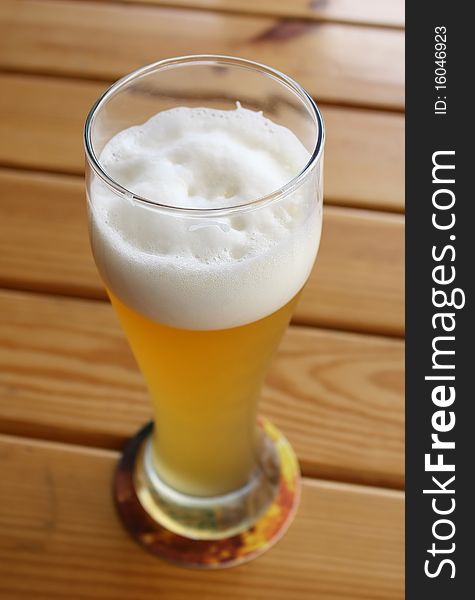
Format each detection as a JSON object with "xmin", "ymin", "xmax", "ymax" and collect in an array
[{"xmin": 109, "ymin": 290, "xmax": 298, "ymax": 496}]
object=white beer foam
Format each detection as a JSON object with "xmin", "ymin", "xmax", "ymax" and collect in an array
[{"xmin": 89, "ymin": 106, "xmax": 322, "ymax": 329}]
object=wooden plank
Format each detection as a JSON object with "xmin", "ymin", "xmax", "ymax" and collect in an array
[
  {"xmin": 0, "ymin": 288, "xmax": 404, "ymax": 488},
  {"xmin": 0, "ymin": 74, "xmax": 405, "ymax": 212},
  {"xmin": 300, "ymin": 208, "xmax": 405, "ymax": 335},
  {"xmin": 88, "ymin": 0, "xmax": 405, "ymax": 28},
  {"xmin": 0, "ymin": 0, "xmax": 404, "ymax": 110},
  {"xmin": 0, "ymin": 435, "xmax": 404, "ymax": 599},
  {"xmin": 325, "ymin": 106, "xmax": 404, "ymax": 212},
  {"xmin": 0, "ymin": 169, "xmax": 404, "ymax": 335}
]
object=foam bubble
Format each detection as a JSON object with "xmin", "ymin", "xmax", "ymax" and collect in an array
[{"xmin": 88, "ymin": 106, "xmax": 322, "ymax": 329}]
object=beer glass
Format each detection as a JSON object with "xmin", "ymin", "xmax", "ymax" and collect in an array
[{"xmin": 84, "ymin": 55, "xmax": 324, "ymax": 568}]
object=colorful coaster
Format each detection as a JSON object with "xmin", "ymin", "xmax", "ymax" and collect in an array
[{"xmin": 114, "ymin": 418, "xmax": 301, "ymax": 569}]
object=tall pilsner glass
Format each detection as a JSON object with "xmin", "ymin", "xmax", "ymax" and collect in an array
[{"xmin": 84, "ymin": 56, "xmax": 324, "ymax": 568}]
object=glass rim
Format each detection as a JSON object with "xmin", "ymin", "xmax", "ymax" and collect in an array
[{"xmin": 84, "ymin": 54, "xmax": 325, "ymax": 217}]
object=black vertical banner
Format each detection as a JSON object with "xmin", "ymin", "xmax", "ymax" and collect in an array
[{"xmin": 406, "ymin": 4, "xmax": 473, "ymax": 599}]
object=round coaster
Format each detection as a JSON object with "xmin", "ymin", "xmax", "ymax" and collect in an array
[{"xmin": 114, "ymin": 418, "xmax": 301, "ymax": 569}]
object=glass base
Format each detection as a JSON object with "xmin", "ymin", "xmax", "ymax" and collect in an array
[{"xmin": 114, "ymin": 418, "xmax": 301, "ymax": 569}]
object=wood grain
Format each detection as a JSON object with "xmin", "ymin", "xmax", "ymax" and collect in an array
[
  {"xmin": 0, "ymin": 288, "xmax": 403, "ymax": 488},
  {"xmin": 0, "ymin": 169, "xmax": 404, "ymax": 335},
  {"xmin": 0, "ymin": 0, "xmax": 404, "ymax": 110},
  {"xmin": 87, "ymin": 0, "xmax": 405, "ymax": 28},
  {"xmin": 0, "ymin": 74, "xmax": 404, "ymax": 212},
  {"xmin": 0, "ymin": 435, "xmax": 404, "ymax": 599}
]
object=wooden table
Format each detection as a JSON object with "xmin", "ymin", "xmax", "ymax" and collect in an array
[{"xmin": 0, "ymin": 1, "xmax": 404, "ymax": 598}]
